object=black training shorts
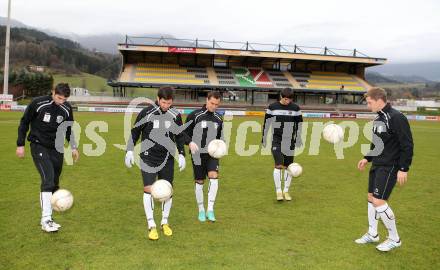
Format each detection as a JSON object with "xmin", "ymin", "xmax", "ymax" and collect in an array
[
  {"xmin": 191, "ymin": 153, "xmax": 219, "ymax": 180},
  {"xmin": 368, "ymin": 165, "xmax": 398, "ymax": 200},
  {"xmin": 140, "ymin": 156, "xmax": 174, "ymax": 187}
]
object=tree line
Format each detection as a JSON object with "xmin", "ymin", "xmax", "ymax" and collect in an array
[
  {"xmin": 0, "ymin": 26, "xmax": 120, "ymax": 79},
  {"xmin": 1, "ymin": 69, "xmax": 53, "ymax": 97}
]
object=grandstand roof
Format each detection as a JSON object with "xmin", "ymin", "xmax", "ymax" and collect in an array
[{"xmin": 117, "ymin": 36, "xmax": 387, "ymax": 66}]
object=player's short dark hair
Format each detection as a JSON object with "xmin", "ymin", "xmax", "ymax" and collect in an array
[
  {"xmin": 54, "ymin": 83, "xmax": 71, "ymax": 97},
  {"xmin": 365, "ymin": 87, "xmax": 387, "ymax": 102},
  {"xmin": 280, "ymin": 88, "xmax": 294, "ymax": 99},
  {"xmin": 207, "ymin": 91, "xmax": 221, "ymax": 100},
  {"xmin": 157, "ymin": 86, "xmax": 174, "ymax": 100}
]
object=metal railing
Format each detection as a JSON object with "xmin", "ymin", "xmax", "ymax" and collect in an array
[{"xmin": 122, "ymin": 36, "xmax": 379, "ymax": 59}]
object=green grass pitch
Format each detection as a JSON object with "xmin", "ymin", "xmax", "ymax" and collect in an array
[{"xmin": 0, "ymin": 111, "xmax": 439, "ymax": 269}]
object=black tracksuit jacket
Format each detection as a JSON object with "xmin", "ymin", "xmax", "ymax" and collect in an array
[
  {"xmin": 364, "ymin": 103, "xmax": 414, "ymax": 172},
  {"xmin": 17, "ymin": 95, "xmax": 76, "ymax": 149}
]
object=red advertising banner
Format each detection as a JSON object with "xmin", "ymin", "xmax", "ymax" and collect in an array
[
  {"xmin": 0, "ymin": 104, "xmax": 11, "ymax": 111},
  {"xmin": 425, "ymin": 116, "xmax": 439, "ymax": 121},
  {"xmin": 329, "ymin": 113, "xmax": 356, "ymax": 118},
  {"xmin": 168, "ymin": 47, "xmax": 196, "ymax": 53}
]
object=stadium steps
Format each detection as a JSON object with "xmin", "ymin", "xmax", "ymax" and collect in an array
[
  {"xmin": 120, "ymin": 64, "xmax": 135, "ymax": 82},
  {"xmin": 283, "ymin": 72, "xmax": 302, "ymax": 88},
  {"xmin": 351, "ymin": 75, "xmax": 372, "ymax": 89},
  {"xmin": 206, "ymin": 67, "xmax": 219, "ymax": 85}
]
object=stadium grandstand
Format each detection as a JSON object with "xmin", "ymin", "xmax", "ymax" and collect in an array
[{"xmin": 109, "ymin": 36, "xmax": 386, "ymax": 108}]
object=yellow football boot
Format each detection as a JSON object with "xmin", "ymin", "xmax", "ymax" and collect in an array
[
  {"xmin": 148, "ymin": 228, "xmax": 159, "ymax": 240},
  {"xmin": 283, "ymin": 192, "xmax": 292, "ymax": 201},
  {"xmin": 161, "ymin": 224, "xmax": 173, "ymax": 237},
  {"xmin": 276, "ymin": 192, "xmax": 284, "ymax": 201}
]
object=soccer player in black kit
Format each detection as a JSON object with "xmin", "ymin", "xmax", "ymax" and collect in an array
[
  {"xmin": 262, "ymin": 88, "xmax": 303, "ymax": 201},
  {"xmin": 16, "ymin": 83, "xmax": 79, "ymax": 232},
  {"xmin": 125, "ymin": 87, "xmax": 186, "ymax": 240},
  {"xmin": 183, "ymin": 91, "xmax": 223, "ymax": 222},
  {"xmin": 356, "ymin": 87, "xmax": 414, "ymax": 252}
]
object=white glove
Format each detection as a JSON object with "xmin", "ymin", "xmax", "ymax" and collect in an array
[
  {"xmin": 125, "ymin": 151, "xmax": 135, "ymax": 168},
  {"xmin": 178, "ymin": 154, "xmax": 186, "ymax": 171},
  {"xmin": 189, "ymin": 142, "xmax": 199, "ymax": 154}
]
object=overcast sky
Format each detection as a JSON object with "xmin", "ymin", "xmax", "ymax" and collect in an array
[{"xmin": 1, "ymin": 0, "xmax": 439, "ymax": 63}]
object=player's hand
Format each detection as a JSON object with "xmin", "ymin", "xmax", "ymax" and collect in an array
[
  {"xmin": 125, "ymin": 151, "xmax": 135, "ymax": 168},
  {"xmin": 72, "ymin": 149, "xmax": 80, "ymax": 163},
  {"xmin": 189, "ymin": 142, "xmax": 199, "ymax": 154},
  {"xmin": 357, "ymin": 159, "xmax": 368, "ymax": 171},
  {"xmin": 16, "ymin": 146, "xmax": 25, "ymax": 158},
  {"xmin": 397, "ymin": 171, "xmax": 408, "ymax": 186},
  {"xmin": 178, "ymin": 154, "xmax": 186, "ymax": 171}
]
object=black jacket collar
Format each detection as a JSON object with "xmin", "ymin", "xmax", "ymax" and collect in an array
[
  {"xmin": 378, "ymin": 103, "xmax": 392, "ymax": 115},
  {"xmin": 154, "ymin": 101, "xmax": 168, "ymax": 114},
  {"xmin": 202, "ymin": 104, "xmax": 213, "ymax": 114}
]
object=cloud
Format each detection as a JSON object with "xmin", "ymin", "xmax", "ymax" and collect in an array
[{"xmin": 1, "ymin": 0, "xmax": 439, "ymax": 62}]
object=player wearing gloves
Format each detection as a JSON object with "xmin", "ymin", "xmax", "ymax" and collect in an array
[
  {"xmin": 183, "ymin": 91, "xmax": 223, "ymax": 222},
  {"xmin": 125, "ymin": 87, "xmax": 186, "ymax": 240}
]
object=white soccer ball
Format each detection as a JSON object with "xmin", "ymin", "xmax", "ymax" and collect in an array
[
  {"xmin": 286, "ymin": 163, "xmax": 303, "ymax": 177},
  {"xmin": 151, "ymin": 179, "xmax": 173, "ymax": 202},
  {"xmin": 51, "ymin": 189, "xmax": 74, "ymax": 212},
  {"xmin": 322, "ymin": 124, "xmax": 344, "ymax": 144},
  {"xmin": 207, "ymin": 139, "xmax": 227, "ymax": 159}
]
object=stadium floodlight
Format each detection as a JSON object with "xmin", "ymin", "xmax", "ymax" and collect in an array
[{"xmin": 2, "ymin": 0, "xmax": 12, "ymax": 95}]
